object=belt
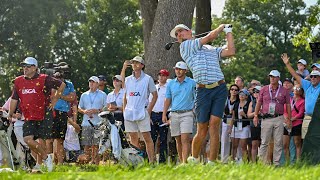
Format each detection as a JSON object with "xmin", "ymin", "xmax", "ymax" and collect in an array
[
  {"xmin": 197, "ymin": 80, "xmax": 225, "ymax": 89},
  {"xmin": 152, "ymin": 111, "xmax": 163, "ymax": 114},
  {"xmin": 171, "ymin": 109, "xmax": 192, "ymax": 114},
  {"xmin": 262, "ymin": 114, "xmax": 283, "ymax": 119}
]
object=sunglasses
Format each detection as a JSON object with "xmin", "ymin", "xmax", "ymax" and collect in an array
[
  {"xmin": 293, "ymin": 87, "xmax": 301, "ymax": 91},
  {"xmin": 253, "ymin": 90, "xmax": 260, "ymax": 94},
  {"xmin": 230, "ymin": 88, "xmax": 239, "ymax": 92},
  {"xmin": 113, "ymin": 79, "xmax": 121, "ymax": 82},
  {"xmin": 23, "ymin": 64, "xmax": 35, "ymax": 68},
  {"xmin": 310, "ymin": 75, "xmax": 319, "ymax": 79}
]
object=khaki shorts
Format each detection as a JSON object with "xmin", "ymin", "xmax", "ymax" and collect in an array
[
  {"xmin": 301, "ymin": 115, "xmax": 312, "ymax": 139},
  {"xmin": 124, "ymin": 110, "xmax": 151, "ymax": 133},
  {"xmin": 170, "ymin": 111, "xmax": 194, "ymax": 137}
]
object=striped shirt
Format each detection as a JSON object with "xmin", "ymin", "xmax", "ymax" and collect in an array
[{"xmin": 180, "ymin": 38, "xmax": 224, "ymax": 84}]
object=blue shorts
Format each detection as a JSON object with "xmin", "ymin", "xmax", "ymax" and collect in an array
[{"xmin": 195, "ymin": 83, "xmax": 228, "ymax": 123}]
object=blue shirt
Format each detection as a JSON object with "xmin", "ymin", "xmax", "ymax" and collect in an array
[
  {"xmin": 165, "ymin": 77, "xmax": 196, "ymax": 111},
  {"xmin": 180, "ymin": 38, "xmax": 224, "ymax": 84},
  {"xmin": 54, "ymin": 80, "xmax": 75, "ymax": 112},
  {"xmin": 78, "ymin": 89, "xmax": 107, "ymax": 126},
  {"xmin": 301, "ymin": 79, "xmax": 320, "ymax": 115}
]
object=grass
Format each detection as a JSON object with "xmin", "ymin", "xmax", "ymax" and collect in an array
[{"xmin": 1, "ymin": 162, "xmax": 320, "ymax": 180}]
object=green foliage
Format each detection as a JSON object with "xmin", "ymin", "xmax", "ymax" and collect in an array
[
  {"xmin": 217, "ymin": 0, "xmax": 312, "ymax": 85},
  {"xmin": 0, "ymin": 0, "xmax": 142, "ymax": 103}
]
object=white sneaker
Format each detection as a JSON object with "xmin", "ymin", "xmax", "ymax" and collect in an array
[
  {"xmin": 187, "ymin": 156, "xmax": 200, "ymax": 164},
  {"xmin": 206, "ymin": 160, "xmax": 215, "ymax": 166},
  {"xmin": 236, "ymin": 158, "xmax": 243, "ymax": 165},
  {"xmin": 44, "ymin": 154, "xmax": 54, "ymax": 172},
  {"xmin": 32, "ymin": 164, "xmax": 41, "ymax": 171}
]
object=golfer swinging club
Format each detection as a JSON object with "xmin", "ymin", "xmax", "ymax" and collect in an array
[{"xmin": 169, "ymin": 24, "xmax": 235, "ymax": 164}]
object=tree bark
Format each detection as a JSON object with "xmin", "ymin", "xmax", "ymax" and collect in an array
[
  {"xmin": 139, "ymin": 0, "xmax": 158, "ymax": 53},
  {"xmin": 140, "ymin": 0, "xmax": 196, "ymax": 79},
  {"xmin": 195, "ymin": 0, "xmax": 211, "ymax": 35}
]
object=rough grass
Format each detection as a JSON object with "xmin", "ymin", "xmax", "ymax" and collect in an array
[{"xmin": 1, "ymin": 162, "xmax": 320, "ymax": 180}]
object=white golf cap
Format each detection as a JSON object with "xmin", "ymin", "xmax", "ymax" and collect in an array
[
  {"xmin": 253, "ymin": 86, "xmax": 262, "ymax": 91},
  {"xmin": 113, "ymin": 75, "xmax": 123, "ymax": 82},
  {"xmin": 170, "ymin": 24, "xmax": 190, "ymax": 38},
  {"xmin": 130, "ymin": 56, "xmax": 144, "ymax": 64},
  {"xmin": 173, "ymin": 61, "xmax": 188, "ymax": 70},
  {"xmin": 297, "ymin": 59, "xmax": 307, "ymax": 65},
  {"xmin": 21, "ymin": 57, "xmax": 38, "ymax": 67},
  {"xmin": 310, "ymin": 70, "xmax": 320, "ymax": 76},
  {"xmin": 88, "ymin": 76, "xmax": 99, "ymax": 83},
  {"xmin": 311, "ymin": 63, "xmax": 320, "ymax": 69},
  {"xmin": 269, "ymin": 70, "xmax": 280, "ymax": 77}
]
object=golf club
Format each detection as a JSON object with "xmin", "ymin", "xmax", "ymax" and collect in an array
[
  {"xmin": 164, "ymin": 30, "xmax": 211, "ymax": 50},
  {"xmin": 165, "ymin": 24, "xmax": 232, "ymax": 50}
]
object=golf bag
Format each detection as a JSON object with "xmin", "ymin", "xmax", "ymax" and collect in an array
[
  {"xmin": 91, "ymin": 111, "xmax": 146, "ymax": 166},
  {"xmin": 0, "ymin": 112, "xmax": 35, "ymax": 171}
]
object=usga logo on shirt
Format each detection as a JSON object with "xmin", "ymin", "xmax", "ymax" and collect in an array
[
  {"xmin": 22, "ymin": 88, "xmax": 37, "ymax": 94},
  {"xmin": 129, "ymin": 92, "xmax": 141, "ymax": 96}
]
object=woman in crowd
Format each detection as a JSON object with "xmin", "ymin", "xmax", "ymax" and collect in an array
[
  {"xmin": 221, "ymin": 84, "xmax": 239, "ymax": 163},
  {"xmin": 283, "ymin": 84, "xmax": 305, "ymax": 162},
  {"xmin": 228, "ymin": 89, "xmax": 251, "ymax": 163},
  {"xmin": 247, "ymin": 86, "xmax": 262, "ymax": 162}
]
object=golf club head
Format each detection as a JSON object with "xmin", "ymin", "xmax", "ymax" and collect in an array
[{"xmin": 165, "ymin": 42, "xmax": 174, "ymax": 50}]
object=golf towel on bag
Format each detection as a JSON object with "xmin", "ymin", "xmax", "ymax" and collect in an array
[{"xmin": 301, "ymin": 95, "xmax": 320, "ymax": 164}]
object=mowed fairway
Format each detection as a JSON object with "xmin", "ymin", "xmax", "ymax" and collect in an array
[{"xmin": 1, "ymin": 163, "xmax": 320, "ymax": 180}]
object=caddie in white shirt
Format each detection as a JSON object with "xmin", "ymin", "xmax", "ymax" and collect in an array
[{"xmin": 121, "ymin": 56, "xmax": 158, "ymax": 163}]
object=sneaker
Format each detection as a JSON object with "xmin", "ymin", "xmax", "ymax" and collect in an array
[
  {"xmin": 44, "ymin": 154, "xmax": 54, "ymax": 172},
  {"xmin": 235, "ymin": 158, "xmax": 243, "ymax": 165},
  {"xmin": 187, "ymin": 156, "xmax": 200, "ymax": 164},
  {"xmin": 206, "ymin": 160, "xmax": 215, "ymax": 166},
  {"xmin": 31, "ymin": 164, "xmax": 42, "ymax": 173}
]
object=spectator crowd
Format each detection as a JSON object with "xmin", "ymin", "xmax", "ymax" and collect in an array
[{"xmin": 0, "ymin": 24, "xmax": 320, "ymax": 172}]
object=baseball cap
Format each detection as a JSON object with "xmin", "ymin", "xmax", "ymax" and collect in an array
[
  {"xmin": 170, "ymin": 24, "xmax": 190, "ymax": 38},
  {"xmin": 21, "ymin": 57, "xmax": 38, "ymax": 67},
  {"xmin": 173, "ymin": 61, "xmax": 188, "ymax": 70},
  {"xmin": 130, "ymin": 56, "xmax": 144, "ymax": 64},
  {"xmin": 269, "ymin": 70, "xmax": 280, "ymax": 77},
  {"xmin": 98, "ymin": 75, "xmax": 107, "ymax": 81},
  {"xmin": 311, "ymin": 63, "xmax": 320, "ymax": 69},
  {"xmin": 283, "ymin": 78, "xmax": 293, "ymax": 84},
  {"xmin": 158, "ymin": 69, "xmax": 170, "ymax": 76},
  {"xmin": 253, "ymin": 86, "xmax": 261, "ymax": 91},
  {"xmin": 88, "ymin": 76, "xmax": 99, "ymax": 83},
  {"xmin": 310, "ymin": 70, "xmax": 320, "ymax": 76},
  {"xmin": 297, "ymin": 59, "xmax": 307, "ymax": 65},
  {"xmin": 239, "ymin": 89, "xmax": 250, "ymax": 96},
  {"xmin": 112, "ymin": 75, "xmax": 123, "ymax": 82}
]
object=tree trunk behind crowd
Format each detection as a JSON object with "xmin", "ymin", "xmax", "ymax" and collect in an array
[
  {"xmin": 195, "ymin": 0, "xmax": 212, "ymax": 36},
  {"xmin": 139, "ymin": 0, "xmax": 196, "ymax": 79}
]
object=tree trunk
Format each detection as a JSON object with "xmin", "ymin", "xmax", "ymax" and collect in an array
[
  {"xmin": 195, "ymin": 0, "xmax": 211, "ymax": 35},
  {"xmin": 140, "ymin": 0, "xmax": 196, "ymax": 79},
  {"xmin": 139, "ymin": 0, "xmax": 158, "ymax": 53}
]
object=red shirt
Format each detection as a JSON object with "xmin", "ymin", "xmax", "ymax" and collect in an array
[
  {"xmin": 284, "ymin": 97, "xmax": 305, "ymax": 127},
  {"xmin": 258, "ymin": 85, "xmax": 290, "ymax": 115},
  {"xmin": 12, "ymin": 73, "xmax": 62, "ymax": 121}
]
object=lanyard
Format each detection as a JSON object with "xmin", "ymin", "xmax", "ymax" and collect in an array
[
  {"xmin": 114, "ymin": 91, "xmax": 121, "ymax": 102},
  {"xmin": 89, "ymin": 91, "xmax": 98, "ymax": 108},
  {"xmin": 291, "ymin": 98, "xmax": 297, "ymax": 109},
  {"xmin": 269, "ymin": 85, "xmax": 280, "ymax": 102},
  {"xmin": 227, "ymin": 98, "xmax": 234, "ymax": 114},
  {"xmin": 238, "ymin": 101, "xmax": 247, "ymax": 120}
]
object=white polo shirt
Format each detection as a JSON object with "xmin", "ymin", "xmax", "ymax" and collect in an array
[{"xmin": 149, "ymin": 83, "xmax": 167, "ymax": 112}]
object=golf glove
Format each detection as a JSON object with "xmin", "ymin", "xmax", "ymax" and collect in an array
[{"xmin": 224, "ymin": 24, "xmax": 232, "ymax": 34}]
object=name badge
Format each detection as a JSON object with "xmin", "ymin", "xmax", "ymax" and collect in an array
[
  {"xmin": 237, "ymin": 121, "xmax": 243, "ymax": 131},
  {"xmin": 269, "ymin": 102, "xmax": 276, "ymax": 115},
  {"xmin": 227, "ymin": 117, "xmax": 232, "ymax": 124}
]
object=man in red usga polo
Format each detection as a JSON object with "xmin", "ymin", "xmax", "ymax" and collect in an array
[{"xmin": 8, "ymin": 57, "xmax": 65, "ymax": 172}]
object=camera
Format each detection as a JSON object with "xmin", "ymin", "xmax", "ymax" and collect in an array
[{"xmin": 41, "ymin": 62, "xmax": 71, "ymax": 79}]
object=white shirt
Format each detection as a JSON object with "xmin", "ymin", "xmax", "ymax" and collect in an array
[
  {"xmin": 64, "ymin": 124, "xmax": 80, "ymax": 151},
  {"xmin": 107, "ymin": 88, "xmax": 125, "ymax": 113},
  {"xmin": 149, "ymin": 83, "xmax": 167, "ymax": 112}
]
